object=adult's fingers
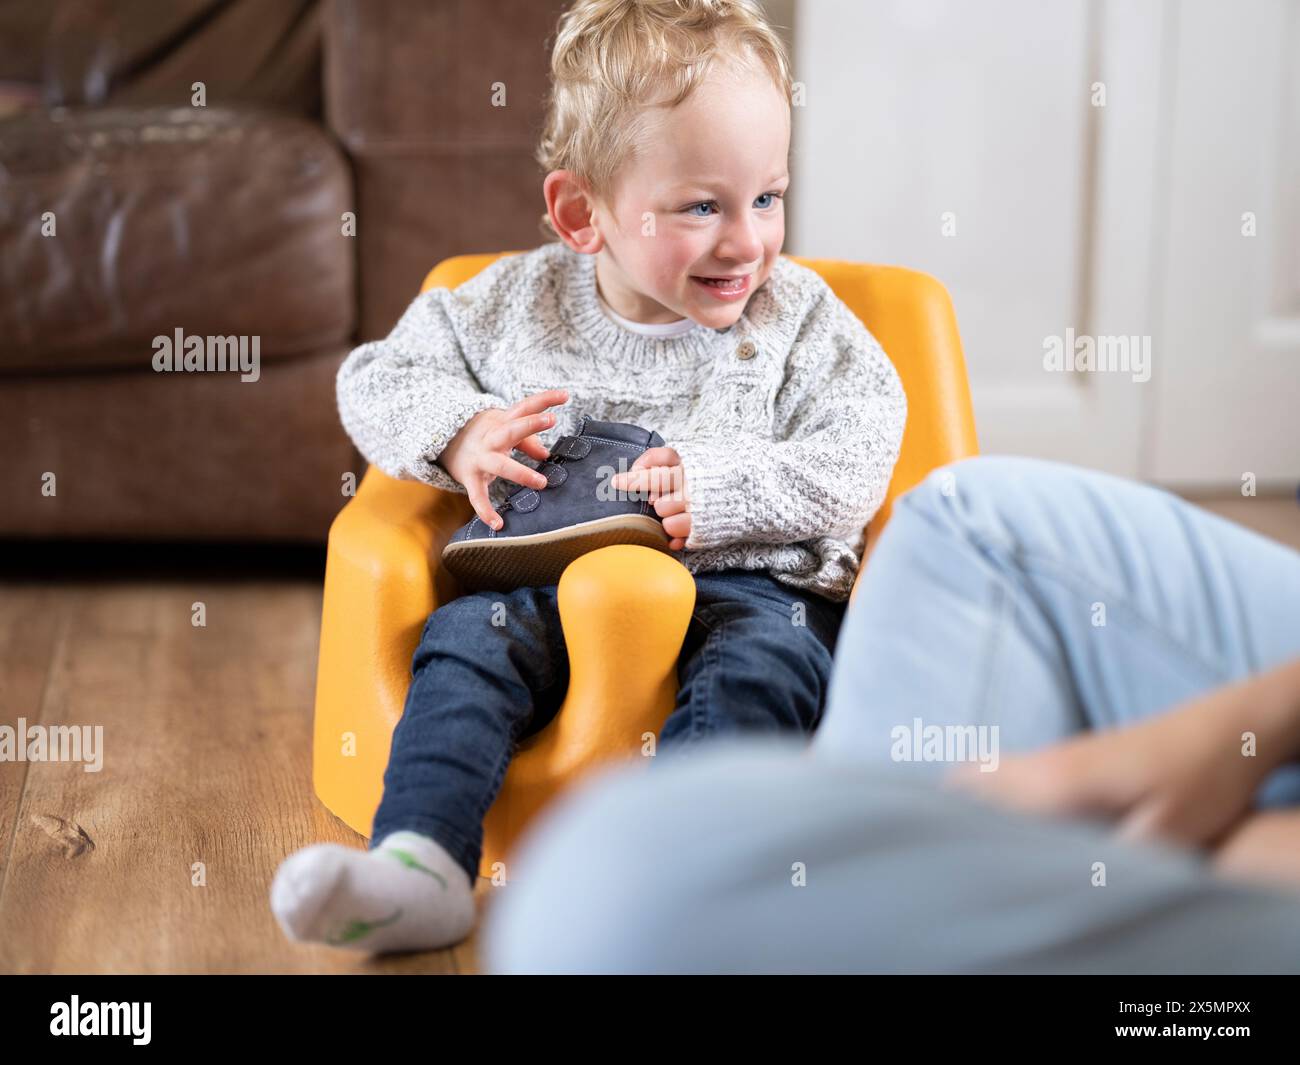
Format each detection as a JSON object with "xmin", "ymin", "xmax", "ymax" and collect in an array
[{"xmin": 943, "ymin": 754, "xmax": 1053, "ymax": 808}]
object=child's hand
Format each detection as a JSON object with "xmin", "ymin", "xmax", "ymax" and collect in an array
[
  {"xmin": 609, "ymin": 447, "xmax": 692, "ymax": 550},
  {"xmin": 438, "ymin": 389, "xmax": 569, "ymax": 530}
]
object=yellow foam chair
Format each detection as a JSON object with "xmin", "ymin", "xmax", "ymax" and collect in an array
[{"xmin": 312, "ymin": 251, "xmax": 979, "ymax": 877}]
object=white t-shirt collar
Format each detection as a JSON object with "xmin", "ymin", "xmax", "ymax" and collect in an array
[{"xmin": 596, "ymin": 287, "xmax": 700, "ymax": 338}]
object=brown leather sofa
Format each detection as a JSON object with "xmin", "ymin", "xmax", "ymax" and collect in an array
[{"xmin": 0, "ymin": 0, "xmax": 564, "ymax": 541}]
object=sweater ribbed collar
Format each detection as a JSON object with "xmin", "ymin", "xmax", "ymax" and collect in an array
[{"xmin": 556, "ymin": 242, "xmax": 744, "ymax": 365}]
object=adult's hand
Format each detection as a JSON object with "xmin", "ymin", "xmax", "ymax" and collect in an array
[{"xmin": 946, "ymin": 658, "xmax": 1300, "ymax": 851}]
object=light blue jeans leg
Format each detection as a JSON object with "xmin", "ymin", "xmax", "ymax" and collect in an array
[
  {"xmin": 481, "ymin": 457, "xmax": 1300, "ymax": 973},
  {"xmin": 481, "ymin": 734, "xmax": 1300, "ymax": 973},
  {"xmin": 812, "ymin": 455, "xmax": 1300, "ymax": 804}
]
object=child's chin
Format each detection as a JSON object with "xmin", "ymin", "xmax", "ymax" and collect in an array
[{"xmin": 698, "ymin": 301, "xmax": 746, "ymax": 322}]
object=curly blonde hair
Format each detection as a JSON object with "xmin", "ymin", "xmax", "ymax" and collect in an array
[{"xmin": 535, "ymin": 0, "xmax": 793, "ymax": 240}]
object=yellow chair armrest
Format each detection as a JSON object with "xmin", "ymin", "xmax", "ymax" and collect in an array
[
  {"xmin": 480, "ymin": 544, "xmax": 696, "ymax": 872},
  {"xmin": 312, "ymin": 467, "xmax": 471, "ymax": 836}
]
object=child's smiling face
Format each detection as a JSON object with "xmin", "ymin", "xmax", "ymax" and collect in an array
[{"xmin": 548, "ymin": 55, "xmax": 790, "ymax": 329}]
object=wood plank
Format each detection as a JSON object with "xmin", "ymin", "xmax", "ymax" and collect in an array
[
  {"xmin": 0, "ymin": 586, "xmax": 70, "ymax": 930},
  {"xmin": 0, "ymin": 575, "xmax": 468, "ymax": 973}
]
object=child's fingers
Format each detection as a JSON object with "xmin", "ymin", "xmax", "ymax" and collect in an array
[
  {"xmin": 507, "ymin": 389, "xmax": 569, "ymax": 419},
  {"xmin": 465, "ymin": 478, "xmax": 501, "ymax": 531},
  {"xmin": 515, "ymin": 433, "xmax": 550, "ymax": 461},
  {"xmin": 661, "ymin": 513, "xmax": 690, "ymax": 540},
  {"xmin": 631, "ymin": 446, "xmax": 681, "ymax": 470},
  {"xmin": 490, "ymin": 453, "xmax": 549, "ymax": 490},
  {"xmin": 653, "ymin": 492, "xmax": 688, "ymax": 518},
  {"xmin": 487, "ymin": 412, "xmax": 555, "ymax": 452},
  {"xmin": 611, "ymin": 464, "xmax": 684, "ymax": 498}
]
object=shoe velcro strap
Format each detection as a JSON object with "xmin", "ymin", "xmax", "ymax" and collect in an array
[
  {"xmin": 549, "ymin": 435, "xmax": 591, "ymax": 460},
  {"xmin": 509, "ymin": 489, "xmax": 541, "ymax": 513},
  {"xmin": 538, "ymin": 461, "xmax": 568, "ymax": 488}
]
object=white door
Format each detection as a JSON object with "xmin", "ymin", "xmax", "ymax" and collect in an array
[
  {"xmin": 1144, "ymin": 0, "xmax": 1300, "ymax": 488},
  {"xmin": 790, "ymin": 0, "xmax": 1298, "ymax": 488}
]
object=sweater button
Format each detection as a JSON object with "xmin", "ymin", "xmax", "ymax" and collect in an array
[{"xmin": 736, "ymin": 340, "xmax": 757, "ymax": 360}]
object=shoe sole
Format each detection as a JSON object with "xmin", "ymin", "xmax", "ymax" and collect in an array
[{"xmin": 441, "ymin": 513, "xmax": 672, "ymax": 592}]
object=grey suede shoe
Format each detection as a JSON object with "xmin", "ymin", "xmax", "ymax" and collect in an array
[{"xmin": 440, "ymin": 414, "xmax": 672, "ymax": 592}]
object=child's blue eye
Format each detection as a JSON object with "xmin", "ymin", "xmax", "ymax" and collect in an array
[{"xmin": 684, "ymin": 192, "xmax": 784, "ymax": 217}]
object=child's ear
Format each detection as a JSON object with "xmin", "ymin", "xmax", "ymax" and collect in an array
[{"xmin": 544, "ymin": 170, "xmax": 602, "ymax": 252}]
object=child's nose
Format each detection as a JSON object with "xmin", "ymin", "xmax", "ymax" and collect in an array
[{"xmin": 715, "ymin": 219, "xmax": 764, "ymax": 264}]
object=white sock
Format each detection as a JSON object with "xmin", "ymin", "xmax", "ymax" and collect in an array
[{"xmin": 270, "ymin": 830, "xmax": 476, "ymax": 953}]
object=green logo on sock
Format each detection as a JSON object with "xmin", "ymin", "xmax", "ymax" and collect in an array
[
  {"xmin": 383, "ymin": 847, "xmax": 449, "ymax": 889},
  {"xmin": 325, "ymin": 907, "xmax": 403, "ymax": 945}
]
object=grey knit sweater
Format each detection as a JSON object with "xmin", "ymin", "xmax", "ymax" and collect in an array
[{"xmin": 336, "ymin": 240, "xmax": 907, "ymax": 602}]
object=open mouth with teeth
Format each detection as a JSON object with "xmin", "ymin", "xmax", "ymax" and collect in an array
[{"xmin": 691, "ymin": 274, "xmax": 751, "ymax": 293}]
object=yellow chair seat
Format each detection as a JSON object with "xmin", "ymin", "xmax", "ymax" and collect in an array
[{"xmin": 312, "ymin": 251, "xmax": 978, "ymax": 877}]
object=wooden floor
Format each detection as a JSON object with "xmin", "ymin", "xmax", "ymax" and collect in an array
[
  {"xmin": 1, "ymin": 493, "xmax": 1296, "ymax": 974},
  {"xmin": 0, "ymin": 544, "xmax": 495, "ymax": 974}
]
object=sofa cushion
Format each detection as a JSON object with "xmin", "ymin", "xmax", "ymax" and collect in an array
[
  {"xmin": 0, "ymin": 346, "xmax": 360, "ymax": 541},
  {"xmin": 0, "ymin": 104, "xmax": 354, "ymax": 373},
  {"xmin": 0, "ymin": 0, "xmax": 322, "ymax": 115}
]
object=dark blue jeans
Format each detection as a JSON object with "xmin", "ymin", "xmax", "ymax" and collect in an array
[{"xmin": 367, "ymin": 568, "xmax": 846, "ymax": 884}]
